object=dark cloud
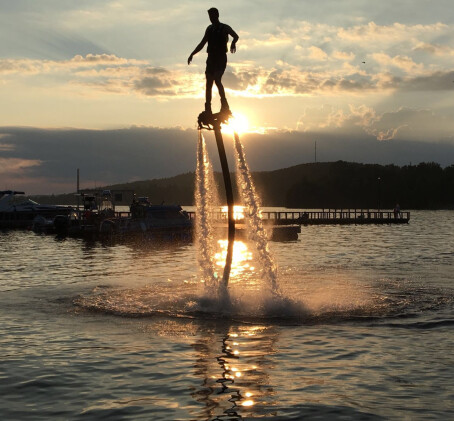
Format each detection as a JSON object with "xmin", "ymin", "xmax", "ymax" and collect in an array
[
  {"xmin": 132, "ymin": 67, "xmax": 181, "ymax": 96},
  {"xmin": 336, "ymin": 76, "xmax": 372, "ymax": 91},
  {"xmin": 129, "ymin": 67, "xmax": 186, "ymax": 97},
  {"xmin": 144, "ymin": 67, "xmax": 170, "ymax": 75},
  {"xmin": 240, "ymin": 131, "xmax": 454, "ymax": 171},
  {"xmin": 264, "ymin": 69, "xmax": 301, "ymax": 93},
  {"xmin": 133, "ymin": 76, "xmax": 176, "ymax": 96},
  {"xmin": 278, "ymin": 70, "xmax": 376, "ymax": 94},
  {"xmin": 225, "ymin": 67, "xmax": 381, "ymax": 95},
  {"xmin": 375, "ymin": 108, "xmax": 454, "ymax": 140},
  {"xmin": 222, "ymin": 66, "xmax": 454, "ymax": 96},
  {"xmin": 1, "ymin": 126, "xmax": 453, "ymax": 194},
  {"xmin": 223, "ymin": 70, "xmax": 259, "ymax": 90},
  {"xmin": 298, "ymin": 106, "xmax": 454, "ymax": 142},
  {"xmin": 399, "ymin": 71, "xmax": 454, "ymax": 91},
  {"xmin": 0, "ymin": 127, "xmax": 197, "ymax": 191}
]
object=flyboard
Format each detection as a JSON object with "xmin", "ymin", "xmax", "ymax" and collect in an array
[{"xmin": 198, "ymin": 109, "xmax": 235, "ymax": 287}]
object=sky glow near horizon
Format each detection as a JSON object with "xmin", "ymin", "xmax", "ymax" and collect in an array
[{"xmin": 0, "ymin": 0, "xmax": 453, "ymax": 194}]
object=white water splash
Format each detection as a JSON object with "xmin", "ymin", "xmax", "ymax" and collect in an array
[
  {"xmin": 233, "ymin": 132, "xmax": 280, "ymax": 294},
  {"xmin": 195, "ymin": 131, "xmax": 220, "ymax": 289}
]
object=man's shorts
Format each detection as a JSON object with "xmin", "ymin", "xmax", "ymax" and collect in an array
[{"xmin": 206, "ymin": 53, "xmax": 227, "ymax": 78}]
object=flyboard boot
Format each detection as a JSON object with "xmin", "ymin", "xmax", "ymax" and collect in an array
[
  {"xmin": 198, "ymin": 100, "xmax": 232, "ymax": 130},
  {"xmin": 220, "ymin": 98, "xmax": 232, "ymax": 119}
]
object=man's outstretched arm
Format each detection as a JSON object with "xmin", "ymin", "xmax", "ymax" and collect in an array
[
  {"xmin": 188, "ymin": 31, "xmax": 208, "ymax": 65},
  {"xmin": 228, "ymin": 27, "xmax": 239, "ymax": 54}
]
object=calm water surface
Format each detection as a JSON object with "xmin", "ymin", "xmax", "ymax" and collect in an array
[{"xmin": 1, "ymin": 210, "xmax": 453, "ymax": 420}]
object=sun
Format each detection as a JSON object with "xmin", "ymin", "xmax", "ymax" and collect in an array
[{"xmin": 223, "ymin": 112, "xmax": 249, "ymax": 135}]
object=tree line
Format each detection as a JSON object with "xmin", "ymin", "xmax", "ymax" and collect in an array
[{"xmin": 31, "ymin": 161, "xmax": 454, "ymax": 210}]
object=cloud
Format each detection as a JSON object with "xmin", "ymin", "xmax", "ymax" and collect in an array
[
  {"xmin": 0, "ymin": 59, "xmax": 42, "ymax": 75},
  {"xmin": 297, "ymin": 105, "xmax": 454, "ymax": 142},
  {"xmin": 59, "ymin": 1, "xmax": 195, "ymax": 28},
  {"xmin": 1, "ymin": 124, "xmax": 454, "ymax": 194},
  {"xmin": 69, "ymin": 54, "xmax": 136, "ymax": 65},
  {"xmin": 227, "ymin": 65, "xmax": 381, "ymax": 96},
  {"xmin": 242, "ymin": 20, "xmax": 453, "ymax": 69},
  {"xmin": 0, "ymin": 54, "xmax": 146, "ymax": 75},
  {"xmin": 298, "ymin": 104, "xmax": 379, "ymax": 134},
  {"xmin": 308, "ymin": 46, "xmax": 328, "ymax": 61},
  {"xmin": 413, "ymin": 42, "xmax": 454, "ymax": 56},
  {"xmin": 0, "ymin": 143, "xmax": 15, "ymax": 152},
  {"xmin": 0, "ymin": 54, "xmax": 203, "ymax": 98},
  {"xmin": 0, "ymin": 0, "xmax": 453, "ymax": 145},
  {"xmin": 133, "ymin": 72, "xmax": 177, "ymax": 96},
  {"xmin": 372, "ymin": 53, "xmax": 424, "ymax": 74},
  {"xmin": 131, "ymin": 67, "xmax": 205, "ymax": 98},
  {"xmin": 223, "ymin": 69, "xmax": 260, "ymax": 90},
  {"xmin": 1, "ymin": 51, "xmax": 453, "ymax": 103},
  {"xmin": 338, "ymin": 21, "xmax": 448, "ymax": 43},
  {"xmin": 332, "ymin": 51, "xmax": 356, "ymax": 61},
  {"xmin": 0, "ymin": 127, "xmax": 200, "ymax": 193},
  {"xmin": 399, "ymin": 70, "xmax": 454, "ymax": 91},
  {"xmin": 373, "ymin": 108, "xmax": 454, "ymax": 140},
  {"xmin": 242, "ymin": 32, "xmax": 293, "ymax": 49},
  {"xmin": 0, "ymin": 157, "xmax": 42, "ymax": 175}
]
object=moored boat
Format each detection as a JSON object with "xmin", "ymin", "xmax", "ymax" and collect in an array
[
  {"xmin": 54, "ymin": 193, "xmax": 192, "ymax": 241},
  {"xmin": 0, "ymin": 190, "xmax": 71, "ymax": 229}
]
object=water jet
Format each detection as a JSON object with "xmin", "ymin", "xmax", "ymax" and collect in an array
[{"xmin": 197, "ymin": 110, "xmax": 235, "ymax": 287}]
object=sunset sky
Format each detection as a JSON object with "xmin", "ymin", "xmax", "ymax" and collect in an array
[{"xmin": 1, "ymin": 0, "xmax": 453, "ymax": 194}]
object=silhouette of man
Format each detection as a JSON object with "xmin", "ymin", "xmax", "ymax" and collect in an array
[{"xmin": 188, "ymin": 7, "xmax": 239, "ymax": 115}]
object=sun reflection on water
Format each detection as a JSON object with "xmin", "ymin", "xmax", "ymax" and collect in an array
[
  {"xmin": 242, "ymin": 399, "xmax": 254, "ymax": 407},
  {"xmin": 221, "ymin": 205, "xmax": 245, "ymax": 220},
  {"xmin": 191, "ymin": 325, "xmax": 277, "ymax": 419},
  {"xmin": 215, "ymin": 239, "xmax": 254, "ymax": 279}
]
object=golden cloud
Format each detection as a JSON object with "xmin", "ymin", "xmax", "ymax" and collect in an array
[
  {"xmin": 338, "ymin": 21, "xmax": 448, "ymax": 43},
  {"xmin": 0, "ymin": 158, "xmax": 42, "ymax": 175}
]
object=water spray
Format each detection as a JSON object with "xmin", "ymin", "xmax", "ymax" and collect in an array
[
  {"xmin": 234, "ymin": 132, "xmax": 279, "ymax": 294},
  {"xmin": 198, "ymin": 110, "xmax": 235, "ymax": 287},
  {"xmin": 195, "ymin": 131, "xmax": 218, "ymax": 285}
]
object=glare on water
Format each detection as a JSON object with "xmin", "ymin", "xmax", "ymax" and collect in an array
[
  {"xmin": 221, "ymin": 205, "xmax": 246, "ymax": 220},
  {"xmin": 214, "ymin": 239, "xmax": 255, "ymax": 280}
]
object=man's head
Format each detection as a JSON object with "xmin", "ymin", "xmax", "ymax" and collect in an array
[{"xmin": 207, "ymin": 7, "xmax": 219, "ymax": 23}]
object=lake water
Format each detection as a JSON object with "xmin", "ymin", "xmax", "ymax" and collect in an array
[{"xmin": 1, "ymin": 210, "xmax": 453, "ymax": 420}]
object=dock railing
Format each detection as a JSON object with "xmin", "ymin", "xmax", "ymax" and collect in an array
[{"xmin": 185, "ymin": 209, "xmax": 410, "ymax": 225}]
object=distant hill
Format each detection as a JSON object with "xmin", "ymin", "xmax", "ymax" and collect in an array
[{"xmin": 30, "ymin": 161, "xmax": 454, "ymax": 210}]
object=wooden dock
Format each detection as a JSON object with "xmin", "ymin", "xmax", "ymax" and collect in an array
[{"xmin": 186, "ymin": 209, "xmax": 410, "ymax": 226}]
